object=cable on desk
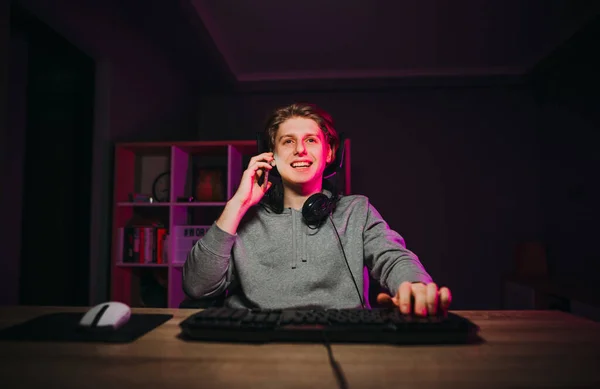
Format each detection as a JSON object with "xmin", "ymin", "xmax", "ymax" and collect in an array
[{"xmin": 322, "ymin": 331, "xmax": 348, "ymax": 389}]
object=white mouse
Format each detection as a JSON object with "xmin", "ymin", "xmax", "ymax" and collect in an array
[{"xmin": 79, "ymin": 301, "xmax": 131, "ymax": 330}]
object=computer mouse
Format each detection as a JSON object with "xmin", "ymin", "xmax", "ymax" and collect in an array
[{"xmin": 79, "ymin": 301, "xmax": 131, "ymax": 330}]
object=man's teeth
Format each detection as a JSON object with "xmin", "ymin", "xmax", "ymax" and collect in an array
[{"xmin": 291, "ymin": 162, "xmax": 311, "ymax": 168}]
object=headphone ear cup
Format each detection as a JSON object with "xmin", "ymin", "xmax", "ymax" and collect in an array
[
  {"xmin": 302, "ymin": 193, "xmax": 334, "ymax": 226},
  {"xmin": 323, "ymin": 133, "xmax": 345, "ymax": 179}
]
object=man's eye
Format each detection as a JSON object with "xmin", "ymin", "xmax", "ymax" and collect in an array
[
  {"xmin": 307, "ymin": 138, "xmax": 316, "ymax": 143},
  {"xmin": 284, "ymin": 139, "xmax": 293, "ymax": 144}
]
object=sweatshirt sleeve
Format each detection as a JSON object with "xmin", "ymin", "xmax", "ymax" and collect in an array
[
  {"xmin": 182, "ymin": 222, "xmax": 236, "ymax": 299},
  {"xmin": 363, "ymin": 200, "xmax": 433, "ymax": 294}
]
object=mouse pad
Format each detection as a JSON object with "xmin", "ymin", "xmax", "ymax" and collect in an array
[{"xmin": 0, "ymin": 313, "xmax": 173, "ymax": 343}]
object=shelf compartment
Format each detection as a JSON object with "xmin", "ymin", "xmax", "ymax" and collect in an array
[
  {"xmin": 183, "ymin": 206, "xmax": 224, "ymax": 227},
  {"xmin": 116, "ymin": 263, "xmax": 168, "ymax": 268},
  {"xmin": 114, "ymin": 206, "xmax": 169, "ymax": 227},
  {"xmin": 171, "ymin": 145, "xmax": 230, "ymax": 204},
  {"xmin": 170, "ymin": 201, "xmax": 227, "ymax": 207},
  {"xmin": 114, "ymin": 144, "xmax": 171, "ymax": 203},
  {"xmin": 116, "ymin": 202, "xmax": 171, "ymax": 207}
]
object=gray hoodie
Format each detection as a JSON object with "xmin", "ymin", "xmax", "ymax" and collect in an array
[{"xmin": 182, "ymin": 194, "xmax": 432, "ymax": 309}]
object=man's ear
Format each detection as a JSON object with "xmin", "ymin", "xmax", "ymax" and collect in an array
[{"xmin": 326, "ymin": 145, "xmax": 335, "ymax": 164}]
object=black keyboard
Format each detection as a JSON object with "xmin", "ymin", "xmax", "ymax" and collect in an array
[{"xmin": 179, "ymin": 307, "xmax": 480, "ymax": 344}]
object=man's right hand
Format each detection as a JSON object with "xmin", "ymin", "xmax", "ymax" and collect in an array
[
  {"xmin": 216, "ymin": 152, "xmax": 274, "ymax": 235},
  {"xmin": 230, "ymin": 152, "xmax": 274, "ymax": 209}
]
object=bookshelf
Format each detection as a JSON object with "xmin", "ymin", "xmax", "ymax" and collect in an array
[{"xmin": 110, "ymin": 139, "xmax": 351, "ymax": 308}]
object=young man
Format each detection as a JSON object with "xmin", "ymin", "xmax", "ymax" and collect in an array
[{"xmin": 183, "ymin": 103, "xmax": 452, "ymax": 315}]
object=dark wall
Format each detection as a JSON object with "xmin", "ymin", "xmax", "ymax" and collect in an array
[
  {"xmin": 4, "ymin": 0, "xmax": 200, "ymax": 306},
  {"xmin": 3, "ymin": 5, "xmax": 28, "ymax": 306},
  {"xmin": 196, "ymin": 85, "xmax": 543, "ymax": 309},
  {"xmin": 13, "ymin": 5, "xmax": 94, "ymax": 306},
  {"xmin": 0, "ymin": 0, "xmax": 10, "ymax": 304},
  {"xmin": 531, "ymin": 15, "xmax": 600, "ymax": 286},
  {"xmin": 18, "ymin": 0, "xmax": 199, "ymax": 142}
]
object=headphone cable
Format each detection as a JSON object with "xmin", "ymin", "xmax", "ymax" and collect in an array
[
  {"xmin": 322, "ymin": 330, "xmax": 349, "ymax": 389},
  {"xmin": 328, "ymin": 215, "xmax": 366, "ymax": 309}
]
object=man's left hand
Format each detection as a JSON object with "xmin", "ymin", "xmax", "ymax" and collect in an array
[{"xmin": 376, "ymin": 282, "xmax": 452, "ymax": 316}]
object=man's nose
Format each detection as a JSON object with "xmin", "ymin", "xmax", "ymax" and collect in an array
[{"xmin": 294, "ymin": 141, "xmax": 307, "ymax": 155}]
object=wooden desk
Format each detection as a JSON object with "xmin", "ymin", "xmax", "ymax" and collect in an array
[{"xmin": 1, "ymin": 307, "xmax": 599, "ymax": 389}]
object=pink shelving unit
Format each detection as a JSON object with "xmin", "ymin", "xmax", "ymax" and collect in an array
[{"xmin": 110, "ymin": 140, "xmax": 351, "ymax": 308}]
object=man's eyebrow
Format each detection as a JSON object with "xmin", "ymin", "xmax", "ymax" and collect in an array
[{"xmin": 278, "ymin": 133, "xmax": 320, "ymax": 141}]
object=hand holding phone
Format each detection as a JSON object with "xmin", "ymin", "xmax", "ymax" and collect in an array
[{"xmin": 230, "ymin": 152, "xmax": 274, "ymax": 209}]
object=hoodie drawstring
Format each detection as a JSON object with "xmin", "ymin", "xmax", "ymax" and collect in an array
[
  {"xmin": 302, "ymin": 222, "xmax": 308, "ymax": 263},
  {"xmin": 291, "ymin": 210, "xmax": 297, "ymax": 269}
]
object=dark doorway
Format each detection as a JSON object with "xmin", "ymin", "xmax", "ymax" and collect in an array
[{"xmin": 13, "ymin": 5, "xmax": 95, "ymax": 306}]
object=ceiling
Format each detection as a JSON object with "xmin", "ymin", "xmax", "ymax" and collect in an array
[
  {"xmin": 113, "ymin": 0, "xmax": 600, "ymax": 90},
  {"xmin": 185, "ymin": 0, "xmax": 600, "ymax": 85}
]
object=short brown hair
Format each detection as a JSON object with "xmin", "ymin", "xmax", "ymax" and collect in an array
[{"xmin": 264, "ymin": 103, "xmax": 340, "ymax": 158}]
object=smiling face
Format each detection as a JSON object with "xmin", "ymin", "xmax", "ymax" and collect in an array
[{"xmin": 273, "ymin": 117, "xmax": 334, "ymax": 194}]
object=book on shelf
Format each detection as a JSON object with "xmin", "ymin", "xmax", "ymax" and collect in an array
[{"xmin": 118, "ymin": 225, "xmax": 168, "ymax": 264}]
